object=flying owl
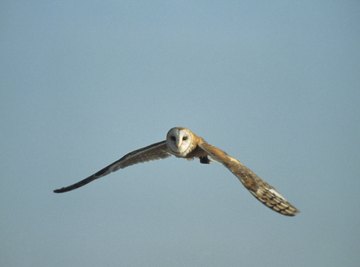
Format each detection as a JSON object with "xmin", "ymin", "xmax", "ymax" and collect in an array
[{"xmin": 54, "ymin": 127, "xmax": 299, "ymax": 216}]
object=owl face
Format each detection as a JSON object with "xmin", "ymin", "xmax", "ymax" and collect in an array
[{"xmin": 166, "ymin": 127, "xmax": 194, "ymax": 156}]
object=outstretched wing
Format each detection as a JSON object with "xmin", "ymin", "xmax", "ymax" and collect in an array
[
  {"xmin": 54, "ymin": 140, "xmax": 171, "ymax": 193},
  {"xmin": 198, "ymin": 142, "xmax": 299, "ymax": 216}
]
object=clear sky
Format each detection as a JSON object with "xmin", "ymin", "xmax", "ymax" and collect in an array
[{"xmin": 1, "ymin": 1, "xmax": 359, "ymax": 266}]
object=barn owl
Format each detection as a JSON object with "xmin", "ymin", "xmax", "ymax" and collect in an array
[{"xmin": 54, "ymin": 127, "xmax": 299, "ymax": 216}]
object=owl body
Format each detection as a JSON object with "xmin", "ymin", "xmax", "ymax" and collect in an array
[{"xmin": 166, "ymin": 127, "xmax": 209, "ymax": 162}]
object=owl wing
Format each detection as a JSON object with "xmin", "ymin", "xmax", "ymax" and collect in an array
[
  {"xmin": 198, "ymin": 141, "xmax": 299, "ymax": 216},
  {"xmin": 54, "ymin": 140, "xmax": 171, "ymax": 193}
]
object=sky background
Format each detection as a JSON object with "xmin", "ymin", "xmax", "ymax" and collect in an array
[{"xmin": 1, "ymin": 1, "xmax": 359, "ymax": 266}]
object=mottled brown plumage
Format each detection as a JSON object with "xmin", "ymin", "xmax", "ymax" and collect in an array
[{"xmin": 198, "ymin": 142, "xmax": 298, "ymax": 216}]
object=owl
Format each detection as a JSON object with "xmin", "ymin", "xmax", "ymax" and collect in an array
[{"xmin": 54, "ymin": 127, "xmax": 299, "ymax": 216}]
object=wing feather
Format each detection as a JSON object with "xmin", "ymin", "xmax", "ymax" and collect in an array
[
  {"xmin": 198, "ymin": 142, "xmax": 299, "ymax": 216},
  {"xmin": 54, "ymin": 141, "xmax": 170, "ymax": 193}
]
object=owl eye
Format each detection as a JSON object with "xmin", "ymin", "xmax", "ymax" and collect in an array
[
  {"xmin": 182, "ymin": 136, "xmax": 188, "ymax": 141},
  {"xmin": 170, "ymin": 136, "xmax": 176, "ymax": 141}
]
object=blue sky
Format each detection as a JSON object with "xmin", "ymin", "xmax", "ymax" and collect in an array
[{"xmin": 1, "ymin": 1, "xmax": 359, "ymax": 266}]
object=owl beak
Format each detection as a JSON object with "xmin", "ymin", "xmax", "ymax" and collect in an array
[{"xmin": 175, "ymin": 139, "xmax": 182, "ymax": 148}]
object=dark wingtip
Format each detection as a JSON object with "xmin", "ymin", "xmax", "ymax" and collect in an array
[
  {"xmin": 52, "ymin": 176, "xmax": 97, "ymax": 193},
  {"xmin": 53, "ymin": 188, "xmax": 65, "ymax": 193}
]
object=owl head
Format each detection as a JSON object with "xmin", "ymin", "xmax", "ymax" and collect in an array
[{"xmin": 166, "ymin": 127, "xmax": 195, "ymax": 156}]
